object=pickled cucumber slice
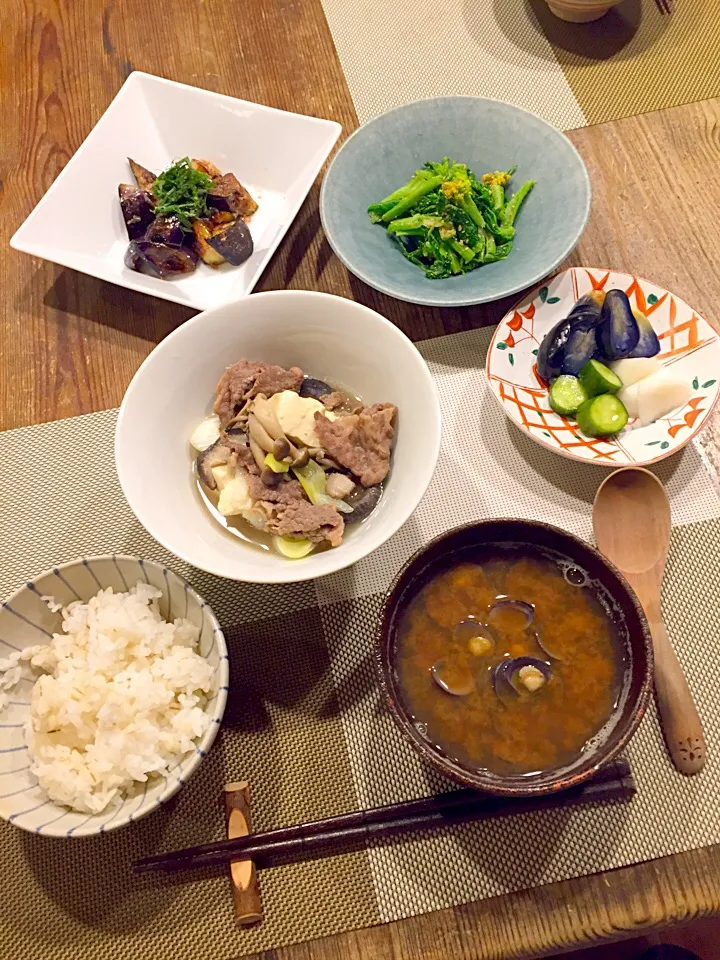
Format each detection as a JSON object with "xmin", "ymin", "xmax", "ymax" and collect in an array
[
  {"xmin": 549, "ymin": 375, "xmax": 588, "ymax": 416},
  {"xmin": 578, "ymin": 359, "xmax": 622, "ymax": 397},
  {"xmin": 576, "ymin": 394, "xmax": 628, "ymax": 437}
]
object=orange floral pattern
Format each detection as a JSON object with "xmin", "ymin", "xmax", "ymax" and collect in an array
[{"xmin": 487, "ymin": 267, "xmax": 720, "ymax": 466}]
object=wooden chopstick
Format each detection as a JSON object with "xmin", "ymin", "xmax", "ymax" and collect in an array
[{"xmin": 135, "ymin": 759, "xmax": 633, "ymax": 876}]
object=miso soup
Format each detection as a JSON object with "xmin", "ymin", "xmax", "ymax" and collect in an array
[{"xmin": 395, "ymin": 544, "xmax": 626, "ymax": 776}]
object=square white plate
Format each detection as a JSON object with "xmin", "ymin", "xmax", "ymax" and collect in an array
[{"xmin": 10, "ymin": 72, "xmax": 341, "ymax": 310}]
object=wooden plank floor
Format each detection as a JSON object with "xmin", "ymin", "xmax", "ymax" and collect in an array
[{"xmin": 563, "ymin": 917, "xmax": 720, "ymax": 958}]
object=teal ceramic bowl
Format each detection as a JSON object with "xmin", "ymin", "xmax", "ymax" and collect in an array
[{"xmin": 320, "ymin": 97, "xmax": 591, "ymax": 307}]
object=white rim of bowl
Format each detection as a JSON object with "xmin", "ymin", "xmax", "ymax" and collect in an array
[{"xmin": 319, "ymin": 95, "xmax": 592, "ymax": 307}]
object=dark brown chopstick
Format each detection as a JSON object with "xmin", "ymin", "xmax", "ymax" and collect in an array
[{"xmin": 135, "ymin": 759, "xmax": 633, "ymax": 876}]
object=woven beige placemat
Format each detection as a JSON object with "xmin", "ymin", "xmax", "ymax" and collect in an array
[
  {"xmin": 2, "ymin": 326, "xmax": 720, "ymax": 959},
  {"xmin": 320, "ymin": 0, "xmax": 720, "ymax": 129}
]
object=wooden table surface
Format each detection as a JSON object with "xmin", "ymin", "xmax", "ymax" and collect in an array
[{"xmin": 3, "ymin": 1, "xmax": 720, "ymax": 957}]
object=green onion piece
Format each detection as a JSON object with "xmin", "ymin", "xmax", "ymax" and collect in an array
[
  {"xmin": 274, "ymin": 537, "xmax": 314, "ymax": 559},
  {"xmin": 292, "ymin": 460, "xmax": 355, "ymax": 514},
  {"xmin": 264, "ymin": 453, "xmax": 289, "ymax": 474},
  {"xmin": 292, "ymin": 459, "xmax": 326, "ymax": 503}
]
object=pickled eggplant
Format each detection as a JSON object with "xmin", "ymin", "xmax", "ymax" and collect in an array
[
  {"xmin": 567, "ymin": 309, "xmax": 601, "ymax": 329},
  {"xmin": 145, "ymin": 215, "xmax": 185, "ymax": 246},
  {"xmin": 536, "ymin": 317, "xmax": 572, "ymax": 382},
  {"xmin": 207, "ymin": 218, "xmax": 254, "ymax": 266},
  {"xmin": 598, "ymin": 290, "xmax": 640, "ymax": 360},
  {"xmin": 568, "ymin": 291, "xmax": 603, "ymax": 323},
  {"xmin": 124, "ymin": 240, "xmax": 198, "ymax": 278},
  {"xmin": 118, "ymin": 184, "xmax": 155, "ymax": 240},
  {"xmin": 628, "ymin": 309, "xmax": 661, "ymax": 358},
  {"xmin": 561, "ymin": 317, "xmax": 598, "ymax": 376}
]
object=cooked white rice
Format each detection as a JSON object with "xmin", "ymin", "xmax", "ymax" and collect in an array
[{"xmin": 0, "ymin": 583, "xmax": 214, "ymax": 815}]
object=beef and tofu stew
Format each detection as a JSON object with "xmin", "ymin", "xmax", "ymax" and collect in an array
[
  {"xmin": 190, "ymin": 359, "xmax": 398, "ymax": 558},
  {"xmin": 120, "ymin": 157, "xmax": 257, "ymax": 280}
]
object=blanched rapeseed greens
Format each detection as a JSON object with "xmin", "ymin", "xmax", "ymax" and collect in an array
[{"xmin": 368, "ymin": 158, "xmax": 535, "ymax": 279}]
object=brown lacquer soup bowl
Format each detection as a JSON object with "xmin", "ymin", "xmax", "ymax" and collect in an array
[{"xmin": 376, "ymin": 519, "xmax": 653, "ymax": 797}]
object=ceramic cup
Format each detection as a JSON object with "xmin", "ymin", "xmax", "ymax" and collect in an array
[{"xmin": 544, "ymin": 0, "xmax": 621, "ymax": 22}]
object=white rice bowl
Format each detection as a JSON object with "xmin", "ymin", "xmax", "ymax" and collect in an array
[{"xmin": 0, "ymin": 556, "xmax": 228, "ymax": 837}]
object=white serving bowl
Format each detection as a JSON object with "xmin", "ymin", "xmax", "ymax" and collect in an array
[
  {"xmin": 0, "ymin": 556, "xmax": 228, "ymax": 838},
  {"xmin": 116, "ymin": 290, "xmax": 442, "ymax": 583},
  {"xmin": 10, "ymin": 72, "xmax": 341, "ymax": 311}
]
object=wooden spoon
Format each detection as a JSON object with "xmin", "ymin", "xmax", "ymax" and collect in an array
[{"xmin": 593, "ymin": 466, "xmax": 706, "ymax": 776}]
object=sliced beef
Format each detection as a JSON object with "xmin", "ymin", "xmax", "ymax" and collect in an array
[
  {"xmin": 253, "ymin": 364, "xmax": 303, "ymax": 399},
  {"xmin": 214, "ymin": 359, "xmax": 261, "ymax": 424},
  {"xmin": 197, "ymin": 433, "xmax": 265, "ymax": 488},
  {"xmin": 224, "ymin": 436, "xmax": 260, "ymax": 475},
  {"xmin": 321, "ymin": 391, "xmax": 363, "ymax": 416},
  {"xmin": 213, "ymin": 360, "xmax": 304, "ymax": 426},
  {"xmin": 246, "ymin": 475, "xmax": 305, "ymax": 504},
  {"xmin": 265, "ymin": 501, "xmax": 344, "ymax": 547},
  {"xmin": 314, "ymin": 402, "xmax": 397, "ymax": 487},
  {"xmin": 207, "ymin": 173, "xmax": 258, "ymax": 218},
  {"xmin": 321, "ymin": 391, "xmax": 343, "ymax": 411}
]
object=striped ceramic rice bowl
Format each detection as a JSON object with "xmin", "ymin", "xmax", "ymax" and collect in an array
[{"xmin": 0, "ymin": 555, "xmax": 228, "ymax": 837}]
